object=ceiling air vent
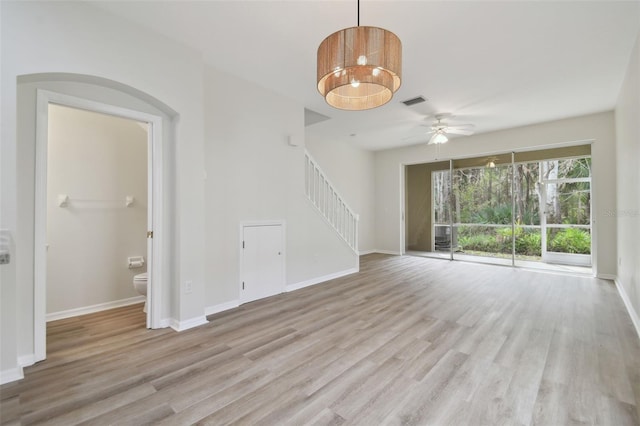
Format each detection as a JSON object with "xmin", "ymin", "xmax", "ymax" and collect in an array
[{"xmin": 402, "ymin": 96, "xmax": 427, "ymax": 106}]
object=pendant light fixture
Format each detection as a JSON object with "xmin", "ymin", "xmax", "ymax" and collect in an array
[{"xmin": 317, "ymin": 0, "xmax": 402, "ymax": 110}]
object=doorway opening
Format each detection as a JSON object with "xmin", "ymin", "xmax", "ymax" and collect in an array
[
  {"xmin": 46, "ymin": 104, "xmax": 149, "ymax": 319},
  {"xmin": 405, "ymin": 144, "xmax": 593, "ymax": 275},
  {"xmin": 34, "ymin": 90, "xmax": 165, "ymax": 363}
]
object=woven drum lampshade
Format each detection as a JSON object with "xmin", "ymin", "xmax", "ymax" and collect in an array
[{"xmin": 317, "ymin": 26, "xmax": 402, "ymax": 111}]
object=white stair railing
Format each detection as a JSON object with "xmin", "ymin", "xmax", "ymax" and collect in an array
[{"xmin": 304, "ymin": 151, "xmax": 359, "ymax": 253}]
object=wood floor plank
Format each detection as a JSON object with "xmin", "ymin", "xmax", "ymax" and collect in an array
[
  {"xmin": 2, "ymin": 253, "xmax": 639, "ymax": 425},
  {"xmin": 40, "ymin": 383, "xmax": 157, "ymax": 426}
]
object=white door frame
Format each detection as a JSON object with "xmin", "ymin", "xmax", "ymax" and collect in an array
[{"xmin": 34, "ymin": 89, "xmax": 165, "ymax": 362}]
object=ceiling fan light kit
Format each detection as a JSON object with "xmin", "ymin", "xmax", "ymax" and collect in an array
[
  {"xmin": 317, "ymin": 0, "xmax": 402, "ymax": 111},
  {"xmin": 423, "ymin": 114, "xmax": 475, "ymax": 145},
  {"xmin": 428, "ymin": 132, "xmax": 449, "ymax": 145}
]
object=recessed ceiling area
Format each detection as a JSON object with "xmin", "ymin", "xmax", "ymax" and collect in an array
[{"xmin": 93, "ymin": 1, "xmax": 640, "ymax": 150}]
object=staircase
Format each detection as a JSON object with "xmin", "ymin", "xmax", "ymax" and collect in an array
[{"xmin": 304, "ymin": 151, "xmax": 359, "ymax": 253}]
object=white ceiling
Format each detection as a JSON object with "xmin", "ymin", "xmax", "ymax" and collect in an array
[{"xmin": 93, "ymin": 0, "xmax": 640, "ymax": 151}]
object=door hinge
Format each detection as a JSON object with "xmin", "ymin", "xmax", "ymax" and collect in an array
[
  {"xmin": 242, "ymin": 241, "xmax": 245, "ymax": 249},
  {"xmin": 242, "ymin": 281, "xmax": 245, "ymax": 290},
  {"xmin": 147, "ymin": 231, "xmax": 153, "ymax": 239}
]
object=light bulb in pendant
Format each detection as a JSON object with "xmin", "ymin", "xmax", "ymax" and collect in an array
[
  {"xmin": 350, "ymin": 78, "xmax": 360, "ymax": 88},
  {"xmin": 357, "ymin": 55, "xmax": 367, "ymax": 65}
]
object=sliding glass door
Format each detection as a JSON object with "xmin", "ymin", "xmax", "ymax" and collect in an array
[
  {"xmin": 408, "ymin": 148, "xmax": 592, "ymax": 271},
  {"xmin": 432, "ymin": 169, "xmax": 452, "ymax": 256},
  {"xmin": 539, "ymin": 158, "xmax": 592, "ymax": 266},
  {"xmin": 452, "ymin": 161, "xmax": 513, "ymax": 265}
]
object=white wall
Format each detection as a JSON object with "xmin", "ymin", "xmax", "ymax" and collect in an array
[
  {"xmin": 203, "ymin": 67, "xmax": 357, "ymax": 309},
  {"xmin": 615, "ymin": 31, "xmax": 640, "ymax": 328},
  {"xmin": 306, "ymin": 134, "xmax": 376, "ymax": 253},
  {"xmin": 46, "ymin": 105, "xmax": 147, "ymax": 314},
  {"xmin": 374, "ymin": 111, "xmax": 618, "ymax": 276},
  {"xmin": 1, "ymin": 0, "xmax": 204, "ymax": 381},
  {"xmin": 1, "ymin": 1, "xmax": 358, "ymax": 382},
  {"xmin": 16, "ymin": 79, "xmax": 176, "ymax": 360}
]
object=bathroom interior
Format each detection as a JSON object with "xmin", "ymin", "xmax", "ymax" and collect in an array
[{"xmin": 46, "ymin": 104, "xmax": 149, "ymax": 325}]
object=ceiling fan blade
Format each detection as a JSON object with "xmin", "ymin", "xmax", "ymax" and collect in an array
[
  {"xmin": 446, "ymin": 128, "xmax": 475, "ymax": 136},
  {"xmin": 402, "ymin": 134, "xmax": 430, "ymax": 144},
  {"xmin": 447, "ymin": 123, "xmax": 475, "ymax": 129}
]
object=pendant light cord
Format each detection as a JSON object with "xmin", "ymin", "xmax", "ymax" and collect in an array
[{"xmin": 357, "ymin": 0, "xmax": 360, "ymax": 26}]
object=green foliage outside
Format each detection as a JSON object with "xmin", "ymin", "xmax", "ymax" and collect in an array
[
  {"xmin": 435, "ymin": 157, "xmax": 592, "ymax": 258},
  {"xmin": 457, "ymin": 226, "xmax": 590, "ymax": 257},
  {"xmin": 471, "ymin": 204, "xmax": 512, "ymax": 225},
  {"xmin": 548, "ymin": 227, "xmax": 591, "ymax": 254}
]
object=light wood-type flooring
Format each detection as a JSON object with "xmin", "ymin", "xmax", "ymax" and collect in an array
[{"xmin": 2, "ymin": 253, "xmax": 639, "ymax": 425}]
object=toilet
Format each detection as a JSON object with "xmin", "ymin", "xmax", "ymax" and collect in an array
[{"xmin": 133, "ymin": 272, "xmax": 148, "ymax": 312}]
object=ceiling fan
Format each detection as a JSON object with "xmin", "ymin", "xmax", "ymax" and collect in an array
[
  {"xmin": 485, "ymin": 156, "xmax": 499, "ymax": 168},
  {"xmin": 423, "ymin": 114, "xmax": 475, "ymax": 145}
]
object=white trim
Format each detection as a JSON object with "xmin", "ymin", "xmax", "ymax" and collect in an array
[
  {"xmin": 358, "ymin": 249, "xmax": 376, "ymax": 256},
  {"xmin": 46, "ymin": 296, "xmax": 145, "ymax": 322},
  {"xmin": 286, "ymin": 267, "xmax": 358, "ymax": 292},
  {"xmin": 597, "ymin": 273, "xmax": 617, "ymax": 280},
  {"xmin": 373, "ymin": 250, "xmax": 402, "ymax": 256},
  {"xmin": 146, "ymin": 114, "xmax": 164, "ymax": 330},
  {"xmin": 170, "ymin": 316, "xmax": 209, "ymax": 332},
  {"xmin": 34, "ymin": 89, "xmax": 168, "ymax": 363},
  {"xmin": 400, "ymin": 163, "xmax": 406, "ymax": 255},
  {"xmin": 18, "ymin": 354, "xmax": 36, "ymax": 367},
  {"xmin": 240, "ymin": 220, "xmax": 286, "ymax": 227},
  {"xmin": 34, "ymin": 91, "xmax": 49, "ymax": 362},
  {"xmin": 205, "ymin": 300, "xmax": 240, "ymax": 316},
  {"xmin": 0, "ymin": 367, "xmax": 24, "ymax": 385},
  {"xmin": 615, "ymin": 278, "xmax": 640, "ymax": 340}
]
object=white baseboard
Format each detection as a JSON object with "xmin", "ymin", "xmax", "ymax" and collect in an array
[
  {"xmin": 205, "ymin": 300, "xmax": 240, "ymax": 316},
  {"xmin": 598, "ymin": 273, "xmax": 617, "ymax": 280},
  {"xmin": 286, "ymin": 267, "xmax": 358, "ymax": 292},
  {"xmin": 158, "ymin": 318, "xmax": 172, "ymax": 329},
  {"xmin": 0, "ymin": 366, "xmax": 24, "ymax": 385},
  {"xmin": 373, "ymin": 250, "xmax": 401, "ymax": 255},
  {"xmin": 46, "ymin": 296, "xmax": 145, "ymax": 322},
  {"xmin": 358, "ymin": 249, "xmax": 376, "ymax": 256},
  {"xmin": 170, "ymin": 315, "xmax": 209, "ymax": 332},
  {"xmin": 18, "ymin": 354, "xmax": 36, "ymax": 368},
  {"xmin": 615, "ymin": 278, "xmax": 640, "ymax": 340}
]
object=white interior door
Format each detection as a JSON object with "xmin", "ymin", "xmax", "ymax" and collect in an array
[
  {"xmin": 241, "ymin": 224, "xmax": 285, "ymax": 303},
  {"xmin": 145, "ymin": 122, "xmax": 153, "ymax": 329}
]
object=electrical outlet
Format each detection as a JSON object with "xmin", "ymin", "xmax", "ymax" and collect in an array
[{"xmin": 185, "ymin": 280, "xmax": 193, "ymax": 294}]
